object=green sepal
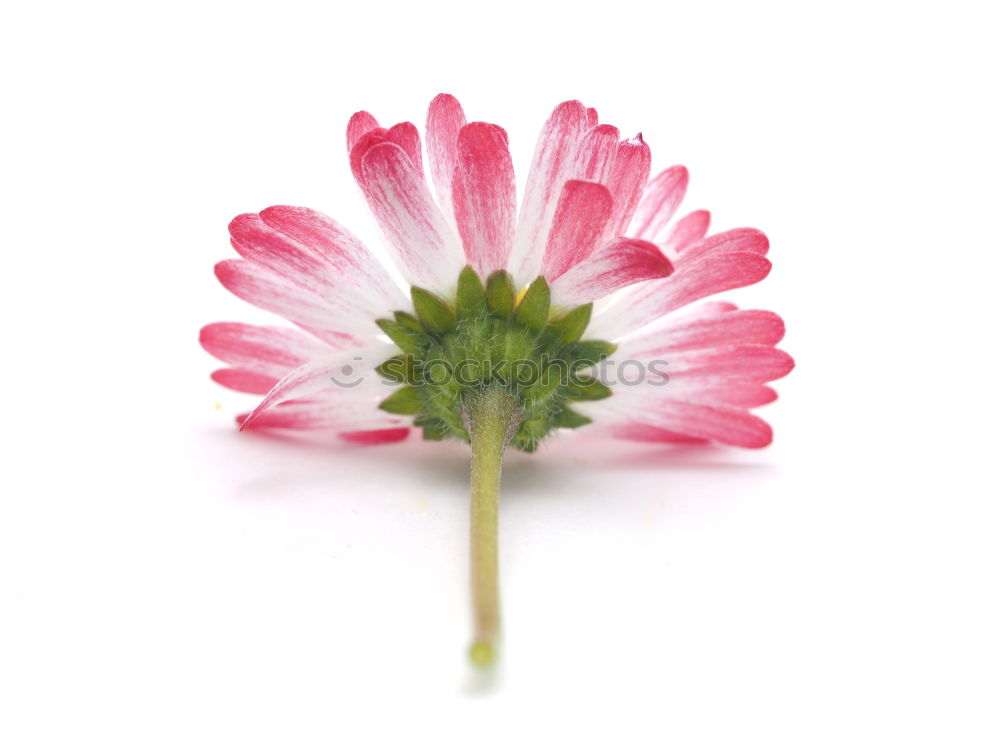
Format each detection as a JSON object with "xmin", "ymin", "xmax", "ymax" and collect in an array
[
  {"xmin": 544, "ymin": 303, "xmax": 592, "ymax": 344},
  {"xmin": 512, "ymin": 422, "xmax": 546, "ymax": 450},
  {"xmin": 394, "ymin": 311, "xmax": 424, "ymax": 333},
  {"xmin": 553, "ymin": 406, "xmax": 593, "ymax": 429},
  {"xmin": 490, "ymin": 324, "xmax": 536, "ymax": 382},
  {"xmin": 421, "ymin": 425, "xmax": 449, "ymax": 441},
  {"xmin": 516, "ymin": 276, "xmax": 551, "ymax": 333},
  {"xmin": 415, "ymin": 416, "xmax": 450, "ymax": 441},
  {"xmin": 456, "ymin": 266, "xmax": 487, "ymax": 320},
  {"xmin": 376, "ymin": 318, "xmax": 425, "ymax": 356},
  {"xmin": 565, "ymin": 375, "xmax": 613, "ymax": 401},
  {"xmin": 378, "ymin": 386, "xmax": 423, "ymax": 415},
  {"xmin": 522, "ymin": 363, "xmax": 564, "ymax": 405},
  {"xmin": 560, "ymin": 340, "xmax": 617, "ymax": 368},
  {"xmin": 376, "ymin": 354, "xmax": 417, "ymax": 384},
  {"xmin": 485, "ymin": 270, "xmax": 516, "ymax": 317},
  {"xmin": 411, "ymin": 287, "xmax": 456, "ymax": 336}
]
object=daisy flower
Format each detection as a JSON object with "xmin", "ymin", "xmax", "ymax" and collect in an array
[{"xmin": 201, "ymin": 94, "xmax": 794, "ymax": 667}]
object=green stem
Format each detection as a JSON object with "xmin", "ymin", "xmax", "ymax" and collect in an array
[{"xmin": 464, "ymin": 386, "xmax": 521, "ymax": 668}]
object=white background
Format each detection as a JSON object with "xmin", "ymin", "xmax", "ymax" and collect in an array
[{"xmin": 2, "ymin": 1, "xmax": 998, "ymax": 747}]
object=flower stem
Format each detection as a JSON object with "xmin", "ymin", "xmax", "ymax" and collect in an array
[{"xmin": 464, "ymin": 386, "xmax": 521, "ymax": 669}]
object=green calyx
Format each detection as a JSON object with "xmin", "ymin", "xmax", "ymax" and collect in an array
[{"xmin": 375, "ymin": 266, "xmax": 616, "ymax": 452}]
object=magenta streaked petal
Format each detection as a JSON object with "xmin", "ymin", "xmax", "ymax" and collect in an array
[
  {"xmin": 238, "ymin": 343, "xmax": 397, "ymax": 431},
  {"xmin": 426, "ymin": 93, "xmax": 467, "ymax": 219},
  {"xmin": 585, "ymin": 399, "xmax": 774, "ymax": 449},
  {"xmin": 509, "ymin": 100, "xmax": 589, "ymax": 286},
  {"xmin": 549, "ymin": 237, "xmax": 672, "ymax": 307},
  {"xmin": 238, "ymin": 399, "xmax": 406, "ymax": 432},
  {"xmin": 661, "ymin": 345, "xmax": 795, "ymax": 384},
  {"xmin": 346, "ymin": 110, "xmax": 380, "ymax": 153},
  {"xmin": 607, "ymin": 424, "xmax": 709, "ymax": 444},
  {"xmin": 541, "ymin": 180, "xmax": 613, "ymax": 281},
  {"xmin": 677, "ymin": 228, "xmax": 769, "ymax": 266},
  {"xmin": 211, "ymin": 368, "xmax": 279, "ymax": 395},
  {"xmin": 645, "ymin": 401, "xmax": 774, "ymax": 448},
  {"xmin": 619, "ymin": 309, "xmax": 787, "ymax": 353},
  {"xmin": 214, "ymin": 259, "xmax": 362, "ymax": 341},
  {"xmin": 665, "ymin": 210, "xmax": 711, "ymax": 252},
  {"xmin": 340, "ymin": 428, "xmax": 411, "ymax": 445},
  {"xmin": 386, "ymin": 122, "xmax": 423, "ymax": 174},
  {"xmin": 588, "ymin": 251, "xmax": 772, "ymax": 340},
  {"xmin": 677, "ymin": 383, "xmax": 779, "ymax": 408},
  {"xmin": 359, "ymin": 142, "xmax": 465, "ymax": 293},
  {"xmin": 452, "ymin": 122, "xmax": 516, "ymax": 275},
  {"xmin": 200, "ymin": 322, "xmax": 332, "ymax": 373},
  {"xmin": 605, "ymin": 134, "xmax": 652, "ymax": 239},
  {"xmin": 571, "ymin": 124, "xmax": 620, "ymax": 185},
  {"xmin": 629, "ymin": 165, "xmax": 689, "ymax": 241},
  {"xmin": 669, "ymin": 300, "xmax": 740, "ymax": 319},
  {"xmin": 349, "ymin": 127, "xmax": 389, "ymax": 181}
]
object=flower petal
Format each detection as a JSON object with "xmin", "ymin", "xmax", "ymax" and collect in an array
[
  {"xmin": 664, "ymin": 210, "xmax": 711, "ymax": 252},
  {"xmin": 239, "ymin": 344, "xmax": 397, "ymax": 431},
  {"xmin": 571, "ymin": 124, "xmax": 620, "ymax": 185},
  {"xmin": 261, "ymin": 206, "xmax": 405, "ymax": 309},
  {"xmin": 636, "ymin": 309, "xmax": 785, "ymax": 352},
  {"xmin": 452, "ymin": 122, "xmax": 516, "ymax": 275},
  {"xmin": 677, "ymin": 228, "xmax": 769, "ymax": 266},
  {"xmin": 643, "ymin": 401, "xmax": 774, "ymax": 448},
  {"xmin": 673, "ymin": 383, "xmax": 778, "ymax": 408},
  {"xmin": 358, "ymin": 142, "xmax": 465, "ymax": 293},
  {"xmin": 214, "ymin": 260, "xmax": 364, "ymax": 344},
  {"xmin": 346, "ymin": 111, "xmax": 380, "ymax": 153},
  {"xmin": 629, "ymin": 165, "xmax": 689, "ymax": 241},
  {"xmin": 348, "ymin": 123, "xmax": 424, "ymax": 178},
  {"xmin": 549, "ymin": 237, "xmax": 673, "ymax": 307},
  {"xmin": 386, "ymin": 122, "xmax": 423, "ymax": 175},
  {"xmin": 670, "ymin": 300, "xmax": 739, "ymax": 319},
  {"xmin": 239, "ymin": 398, "xmax": 407, "ymax": 431},
  {"xmin": 509, "ymin": 100, "xmax": 589, "ymax": 286},
  {"xmin": 211, "ymin": 368, "xmax": 278, "ymax": 395},
  {"xmin": 588, "ymin": 251, "xmax": 772, "ymax": 340},
  {"xmin": 426, "ymin": 93, "xmax": 467, "ymax": 218},
  {"xmin": 605, "ymin": 135, "xmax": 652, "ymax": 238},
  {"xmin": 658, "ymin": 345, "xmax": 795, "ymax": 384},
  {"xmin": 200, "ymin": 321, "xmax": 334, "ymax": 376},
  {"xmin": 541, "ymin": 180, "xmax": 613, "ymax": 281},
  {"xmin": 349, "ymin": 128, "xmax": 389, "ymax": 180},
  {"xmin": 581, "ymin": 398, "xmax": 774, "ymax": 448},
  {"xmin": 340, "ymin": 428, "xmax": 411, "ymax": 445},
  {"xmin": 605, "ymin": 423, "xmax": 709, "ymax": 444}
]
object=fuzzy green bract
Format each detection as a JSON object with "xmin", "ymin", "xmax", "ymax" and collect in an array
[{"xmin": 375, "ymin": 266, "xmax": 616, "ymax": 452}]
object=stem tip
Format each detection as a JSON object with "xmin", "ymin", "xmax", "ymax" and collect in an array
[{"xmin": 468, "ymin": 639, "xmax": 497, "ymax": 669}]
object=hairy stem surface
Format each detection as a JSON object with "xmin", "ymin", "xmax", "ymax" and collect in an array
[{"xmin": 464, "ymin": 386, "xmax": 521, "ymax": 668}]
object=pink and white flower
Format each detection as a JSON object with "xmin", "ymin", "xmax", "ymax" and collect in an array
[{"xmin": 201, "ymin": 94, "xmax": 792, "ymax": 449}]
